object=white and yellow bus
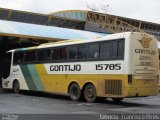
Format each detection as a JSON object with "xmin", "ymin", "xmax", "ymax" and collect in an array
[{"xmin": 2, "ymin": 32, "xmax": 159, "ymax": 102}]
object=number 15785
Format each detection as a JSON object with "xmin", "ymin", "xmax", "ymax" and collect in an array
[{"xmin": 95, "ymin": 64, "xmax": 121, "ymax": 70}]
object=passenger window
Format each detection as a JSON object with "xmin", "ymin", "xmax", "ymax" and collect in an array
[
  {"xmin": 88, "ymin": 43, "xmax": 99, "ymax": 59},
  {"xmin": 13, "ymin": 52, "xmax": 24, "ymax": 64},
  {"xmin": 100, "ymin": 42, "xmax": 111, "ymax": 58},
  {"xmin": 60, "ymin": 47, "xmax": 67, "ymax": 60},
  {"xmin": 68, "ymin": 46, "xmax": 78, "ymax": 60},
  {"xmin": 37, "ymin": 49, "xmax": 50, "ymax": 62},
  {"xmin": 52, "ymin": 48, "xmax": 60, "ymax": 60},
  {"xmin": 24, "ymin": 51, "xmax": 36, "ymax": 62},
  {"xmin": 112, "ymin": 41, "xmax": 118, "ymax": 58},
  {"xmin": 117, "ymin": 41, "xmax": 124, "ymax": 58},
  {"xmin": 78, "ymin": 45, "xmax": 87, "ymax": 59},
  {"xmin": 52, "ymin": 47, "xmax": 67, "ymax": 60}
]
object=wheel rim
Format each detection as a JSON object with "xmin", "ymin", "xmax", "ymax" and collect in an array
[
  {"xmin": 86, "ymin": 88, "xmax": 94, "ymax": 98},
  {"xmin": 71, "ymin": 86, "xmax": 79, "ymax": 97},
  {"xmin": 69, "ymin": 83, "xmax": 81, "ymax": 101},
  {"xmin": 13, "ymin": 81, "xmax": 19, "ymax": 93},
  {"xmin": 84, "ymin": 84, "xmax": 96, "ymax": 102}
]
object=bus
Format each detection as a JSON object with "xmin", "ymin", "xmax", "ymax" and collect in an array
[{"xmin": 2, "ymin": 32, "xmax": 159, "ymax": 102}]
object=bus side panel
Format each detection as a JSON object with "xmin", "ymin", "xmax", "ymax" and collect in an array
[{"xmin": 41, "ymin": 61, "xmax": 125, "ymax": 97}]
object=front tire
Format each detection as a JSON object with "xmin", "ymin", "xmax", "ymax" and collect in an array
[
  {"xmin": 69, "ymin": 83, "xmax": 81, "ymax": 101},
  {"xmin": 84, "ymin": 84, "xmax": 97, "ymax": 102},
  {"xmin": 12, "ymin": 80, "xmax": 20, "ymax": 93}
]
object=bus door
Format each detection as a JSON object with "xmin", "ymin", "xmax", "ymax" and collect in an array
[{"xmin": 3, "ymin": 52, "xmax": 12, "ymax": 79}]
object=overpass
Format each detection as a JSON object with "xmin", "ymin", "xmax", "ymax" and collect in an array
[{"xmin": 1, "ymin": 8, "xmax": 160, "ymax": 40}]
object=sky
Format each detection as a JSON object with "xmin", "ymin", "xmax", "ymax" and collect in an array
[{"xmin": 0, "ymin": 0, "xmax": 160, "ymax": 24}]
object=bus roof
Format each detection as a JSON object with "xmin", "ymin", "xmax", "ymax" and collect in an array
[
  {"xmin": 37, "ymin": 32, "xmax": 157, "ymax": 48},
  {"xmin": 8, "ymin": 32, "xmax": 156, "ymax": 52},
  {"xmin": 18, "ymin": 32, "xmax": 130, "ymax": 51}
]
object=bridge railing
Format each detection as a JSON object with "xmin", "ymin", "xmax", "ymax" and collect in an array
[{"xmin": 86, "ymin": 12, "xmax": 144, "ymax": 33}]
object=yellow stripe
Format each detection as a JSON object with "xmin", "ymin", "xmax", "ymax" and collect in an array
[{"xmin": 34, "ymin": 64, "xmax": 48, "ymax": 91}]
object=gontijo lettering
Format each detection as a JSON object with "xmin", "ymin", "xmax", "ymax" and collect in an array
[
  {"xmin": 50, "ymin": 64, "xmax": 81, "ymax": 71},
  {"xmin": 135, "ymin": 49, "xmax": 156, "ymax": 55}
]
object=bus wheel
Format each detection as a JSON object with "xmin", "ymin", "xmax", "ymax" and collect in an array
[
  {"xmin": 69, "ymin": 83, "xmax": 81, "ymax": 101},
  {"xmin": 84, "ymin": 84, "xmax": 96, "ymax": 102},
  {"xmin": 12, "ymin": 80, "xmax": 20, "ymax": 93},
  {"xmin": 111, "ymin": 98, "xmax": 123, "ymax": 102}
]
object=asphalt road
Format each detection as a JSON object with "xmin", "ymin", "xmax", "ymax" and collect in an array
[{"xmin": 0, "ymin": 90, "xmax": 160, "ymax": 120}]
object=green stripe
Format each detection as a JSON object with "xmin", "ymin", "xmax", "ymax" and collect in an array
[
  {"xmin": 20, "ymin": 64, "xmax": 44, "ymax": 91},
  {"xmin": 27, "ymin": 65, "xmax": 44, "ymax": 91},
  {"xmin": 20, "ymin": 65, "xmax": 37, "ymax": 90}
]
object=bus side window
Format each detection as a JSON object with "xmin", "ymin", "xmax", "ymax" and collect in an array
[
  {"xmin": 88, "ymin": 43, "xmax": 99, "ymax": 59},
  {"xmin": 37, "ymin": 49, "xmax": 51, "ymax": 62},
  {"xmin": 68, "ymin": 46, "xmax": 78, "ymax": 60},
  {"xmin": 99, "ymin": 39, "xmax": 124, "ymax": 60},
  {"xmin": 52, "ymin": 48, "xmax": 60, "ymax": 60},
  {"xmin": 60, "ymin": 47, "xmax": 67, "ymax": 60},
  {"xmin": 100, "ymin": 42, "xmax": 111, "ymax": 59},
  {"xmin": 117, "ymin": 40, "xmax": 124, "ymax": 58},
  {"xmin": 112, "ymin": 41, "xmax": 118, "ymax": 58},
  {"xmin": 13, "ymin": 52, "xmax": 19, "ymax": 64},
  {"xmin": 52, "ymin": 47, "xmax": 68, "ymax": 61},
  {"xmin": 13, "ymin": 52, "xmax": 24, "ymax": 64},
  {"xmin": 24, "ymin": 51, "xmax": 36, "ymax": 63},
  {"xmin": 78, "ymin": 45, "xmax": 87, "ymax": 59}
]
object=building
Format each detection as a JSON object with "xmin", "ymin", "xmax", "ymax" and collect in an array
[{"xmin": 1, "ymin": 8, "xmax": 160, "ymax": 40}]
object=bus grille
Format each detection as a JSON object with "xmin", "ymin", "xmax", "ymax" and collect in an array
[{"xmin": 105, "ymin": 80, "xmax": 122, "ymax": 95}]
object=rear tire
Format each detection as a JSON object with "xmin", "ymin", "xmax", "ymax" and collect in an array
[
  {"xmin": 12, "ymin": 80, "xmax": 20, "ymax": 93},
  {"xmin": 69, "ymin": 83, "xmax": 81, "ymax": 101},
  {"xmin": 111, "ymin": 98, "xmax": 123, "ymax": 102},
  {"xmin": 84, "ymin": 84, "xmax": 97, "ymax": 102}
]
